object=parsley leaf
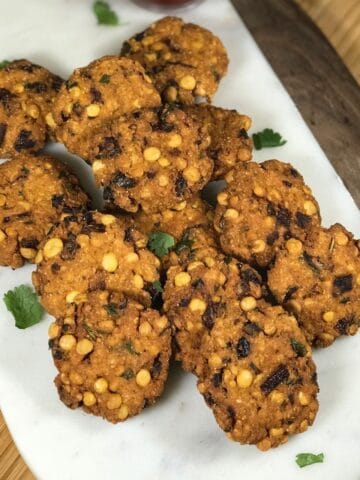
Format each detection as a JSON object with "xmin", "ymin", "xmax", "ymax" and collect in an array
[
  {"xmin": 93, "ymin": 1, "xmax": 119, "ymax": 26},
  {"xmin": 0, "ymin": 60, "xmax": 10, "ymax": 69},
  {"xmin": 296, "ymin": 452, "xmax": 324, "ymax": 468},
  {"xmin": 148, "ymin": 231, "xmax": 175, "ymax": 257},
  {"xmin": 3, "ymin": 285, "xmax": 44, "ymax": 329},
  {"xmin": 252, "ymin": 128, "xmax": 287, "ymax": 150},
  {"xmin": 290, "ymin": 338, "xmax": 307, "ymax": 357},
  {"xmin": 174, "ymin": 231, "xmax": 193, "ymax": 254},
  {"xmin": 152, "ymin": 280, "xmax": 163, "ymax": 293}
]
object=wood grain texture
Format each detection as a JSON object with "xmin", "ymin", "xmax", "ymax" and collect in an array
[
  {"xmin": 296, "ymin": 0, "xmax": 360, "ymax": 83},
  {"xmin": 232, "ymin": 0, "xmax": 360, "ymax": 207},
  {"xmin": 1, "ymin": 1, "xmax": 359, "ymax": 479}
]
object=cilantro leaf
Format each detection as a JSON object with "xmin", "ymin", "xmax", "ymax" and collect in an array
[
  {"xmin": 296, "ymin": 452, "xmax": 324, "ymax": 468},
  {"xmin": 148, "ymin": 231, "xmax": 175, "ymax": 257},
  {"xmin": 0, "ymin": 60, "xmax": 10, "ymax": 69},
  {"xmin": 3, "ymin": 285, "xmax": 44, "ymax": 329},
  {"xmin": 99, "ymin": 74, "xmax": 110, "ymax": 84},
  {"xmin": 290, "ymin": 338, "xmax": 307, "ymax": 357},
  {"xmin": 252, "ymin": 128, "xmax": 287, "ymax": 150},
  {"xmin": 93, "ymin": 1, "xmax": 119, "ymax": 26},
  {"xmin": 122, "ymin": 340, "xmax": 139, "ymax": 355},
  {"xmin": 152, "ymin": 280, "xmax": 163, "ymax": 293},
  {"xmin": 174, "ymin": 231, "xmax": 193, "ymax": 254}
]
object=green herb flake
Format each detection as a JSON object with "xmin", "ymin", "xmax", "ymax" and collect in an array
[
  {"xmin": 152, "ymin": 280, "xmax": 163, "ymax": 293},
  {"xmin": 3, "ymin": 285, "xmax": 44, "ymax": 329},
  {"xmin": 84, "ymin": 324, "xmax": 98, "ymax": 341},
  {"xmin": 174, "ymin": 231, "xmax": 193, "ymax": 255},
  {"xmin": 93, "ymin": 1, "xmax": 119, "ymax": 26},
  {"xmin": 148, "ymin": 231, "xmax": 175, "ymax": 257},
  {"xmin": 121, "ymin": 368, "xmax": 134, "ymax": 380},
  {"xmin": 0, "ymin": 60, "xmax": 10, "ymax": 70},
  {"xmin": 252, "ymin": 128, "xmax": 287, "ymax": 150},
  {"xmin": 296, "ymin": 452, "xmax": 324, "ymax": 468},
  {"xmin": 103, "ymin": 303, "xmax": 118, "ymax": 317},
  {"xmin": 99, "ymin": 74, "xmax": 111, "ymax": 84},
  {"xmin": 290, "ymin": 338, "xmax": 307, "ymax": 357},
  {"xmin": 122, "ymin": 340, "xmax": 139, "ymax": 355}
]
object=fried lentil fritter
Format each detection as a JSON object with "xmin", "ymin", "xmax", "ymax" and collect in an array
[
  {"xmin": 87, "ymin": 106, "xmax": 213, "ymax": 213},
  {"xmin": 0, "ymin": 59, "xmax": 63, "ymax": 156},
  {"xmin": 49, "ymin": 290, "xmax": 171, "ymax": 422},
  {"xmin": 0, "ymin": 154, "xmax": 89, "ymax": 268},
  {"xmin": 214, "ymin": 160, "xmax": 321, "ymax": 267},
  {"xmin": 268, "ymin": 223, "xmax": 360, "ymax": 347},
  {"xmin": 121, "ymin": 16, "xmax": 229, "ymax": 104},
  {"xmin": 197, "ymin": 302, "xmax": 319, "ymax": 450},
  {"xmin": 164, "ymin": 251, "xmax": 263, "ymax": 375},
  {"xmin": 51, "ymin": 56, "xmax": 161, "ymax": 158},
  {"xmin": 32, "ymin": 211, "xmax": 161, "ymax": 317},
  {"xmin": 132, "ymin": 194, "xmax": 211, "ymax": 240},
  {"xmin": 184, "ymin": 104, "xmax": 253, "ymax": 179}
]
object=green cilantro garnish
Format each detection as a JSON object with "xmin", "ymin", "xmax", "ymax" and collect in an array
[
  {"xmin": 103, "ymin": 303, "xmax": 119, "ymax": 317},
  {"xmin": 0, "ymin": 60, "xmax": 10, "ymax": 69},
  {"xmin": 84, "ymin": 324, "xmax": 98, "ymax": 341},
  {"xmin": 152, "ymin": 280, "xmax": 163, "ymax": 293},
  {"xmin": 174, "ymin": 231, "xmax": 193, "ymax": 254},
  {"xmin": 252, "ymin": 128, "xmax": 287, "ymax": 150},
  {"xmin": 296, "ymin": 452, "xmax": 324, "ymax": 468},
  {"xmin": 121, "ymin": 368, "xmax": 134, "ymax": 380},
  {"xmin": 93, "ymin": 1, "xmax": 119, "ymax": 26},
  {"xmin": 148, "ymin": 231, "xmax": 175, "ymax": 257},
  {"xmin": 99, "ymin": 74, "xmax": 110, "ymax": 84},
  {"xmin": 122, "ymin": 340, "xmax": 139, "ymax": 355},
  {"xmin": 290, "ymin": 338, "xmax": 307, "ymax": 357},
  {"xmin": 3, "ymin": 285, "xmax": 44, "ymax": 329}
]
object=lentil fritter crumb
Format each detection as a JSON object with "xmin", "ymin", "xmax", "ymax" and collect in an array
[
  {"xmin": 0, "ymin": 154, "xmax": 89, "ymax": 268},
  {"xmin": 50, "ymin": 290, "xmax": 171, "ymax": 422},
  {"xmin": 214, "ymin": 160, "xmax": 321, "ymax": 267},
  {"xmin": 0, "ymin": 59, "xmax": 63, "ymax": 156},
  {"xmin": 268, "ymin": 223, "xmax": 360, "ymax": 347},
  {"xmin": 121, "ymin": 16, "xmax": 228, "ymax": 104}
]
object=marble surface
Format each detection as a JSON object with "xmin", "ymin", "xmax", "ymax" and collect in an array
[{"xmin": 0, "ymin": 1, "xmax": 359, "ymax": 479}]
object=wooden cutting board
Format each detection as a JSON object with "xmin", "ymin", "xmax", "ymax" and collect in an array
[
  {"xmin": 232, "ymin": 0, "xmax": 360, "ymax": 207},
  {"xmin": 1, "ymin": 1, "xmax": 359, "ymax": 479}
]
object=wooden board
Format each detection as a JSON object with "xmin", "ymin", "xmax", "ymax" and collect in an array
[
  {"xmin": 1, "ymin": 1, "xmax": 359, "ymax": 479},
  {"xmin": 232, "ymin": 0, "xmax": 360, "ymax": 207}
]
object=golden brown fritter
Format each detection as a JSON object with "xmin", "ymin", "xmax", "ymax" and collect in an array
[
  {"xmin": 268, "ymin": 223, "xmax": 360, "ymax": 347},
  {"xmin": 0, "ymin": 59, "xmax": 63, "ymax": 156},
  {"xmin": 197, "ymin": 302, "xmax": 319, "ymax": 450},
  {"xmin": 49, "ymin": 290, "xmax": 171, "ymax": 423},
  {"xmin": 0, "ymin": 154, "xmax": 89, "ymax": 268},
  {"xmin": 32, "ymin": 211, "xmax": 161, "ymax": 317},
  {"xmin": 132, "ymin": 194, "xmax": 211, "ymax": 240},
  {"xmin": 51, "ymin": 56, "xmax": 161, "ymax": 158},
  {"xmin": 184, "ymin": 104, "xmax": 253, "ymax": 179},
  {"xmin": 87, "ymin": 106, "xmax": 213, "ymax": 213},
  {"xmin": 164, "ymin": 250, "xmax": 263, "ymax": 375},
  {"xmin": 214, "ymin": 160, "xmax": 321, "ymax": 267},
  {"xmin": 121, "ymin": 17, "xmax": 229, "ymax": 104}
]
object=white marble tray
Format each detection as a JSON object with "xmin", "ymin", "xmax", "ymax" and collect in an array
[{"xmin": 0, "ymin": 1, "xmax": 359, "ymax": 479}]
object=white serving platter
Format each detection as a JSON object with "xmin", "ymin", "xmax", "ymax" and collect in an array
[{"xmin": 0, "ymin": 1, "xmax": 359, "ymax": 479}]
